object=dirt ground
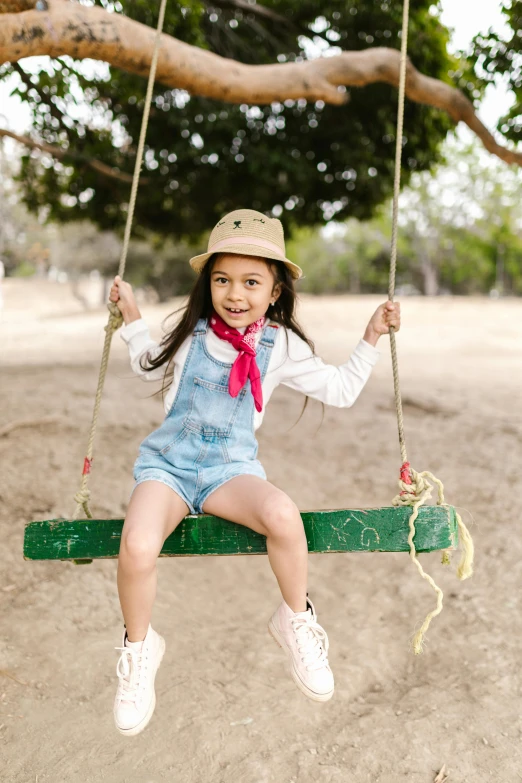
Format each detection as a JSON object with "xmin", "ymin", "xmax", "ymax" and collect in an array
[{"xmin": 1, "ymin": 278, "xmax": 521, "ymax": 783}]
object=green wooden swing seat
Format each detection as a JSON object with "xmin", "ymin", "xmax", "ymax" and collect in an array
[{"xmin": 24, "ymin": 505, "xmax": 458, "ymax": 563}]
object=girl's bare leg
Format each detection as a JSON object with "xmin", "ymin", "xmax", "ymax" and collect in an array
[
  {"xmin": 117, "ymin": 481, "xmax": 189, "ymax": 642},
  {"xmin": 202, "ymin": 475, "xmax": 308, "ymax": 612}
]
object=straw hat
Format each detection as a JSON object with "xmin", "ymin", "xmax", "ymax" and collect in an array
[{"xmin": 189, "ymin": 208, "xmax": 303, "ymax": 280}]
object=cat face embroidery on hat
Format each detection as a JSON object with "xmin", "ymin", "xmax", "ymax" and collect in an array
[{"xmin": 208, "ymin": 209, "xmax": 284, "ymax": 247}]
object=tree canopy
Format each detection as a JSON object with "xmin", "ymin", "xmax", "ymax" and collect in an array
[
  {"xmin": 6, "ymin": 134, "xmax": 521, "ymax": 299},
  {"xmin": 0, "ymin": 0, "xmax": 483, "ymax": 240},
  {"xmin": 470, "ymin": 1, "xmax": 522, "ymax": 147}
]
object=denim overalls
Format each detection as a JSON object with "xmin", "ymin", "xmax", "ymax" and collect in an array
[{"xmin": 133, "ymin": 318, "xmax": 279, "ymax": 513}]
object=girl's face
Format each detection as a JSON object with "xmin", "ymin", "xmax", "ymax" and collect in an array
[{"xmin": 210, "ymin": 253, "xmax": 281, "ymax": 328}]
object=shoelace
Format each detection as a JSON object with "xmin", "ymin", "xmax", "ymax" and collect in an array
[
  {"xmin": 291, "ymin": 613, "xmax": 330, "ymax": 672},
  {"xmin": 115, "ymin": 646, "xmax": 149, "ymax": 704}
]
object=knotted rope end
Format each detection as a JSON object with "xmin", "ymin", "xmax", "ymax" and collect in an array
[
  {"xmin": 392, "ymin": 464, "xmax": 445, "ymax": 655},
  {"xmin": 392, "ymin": 464, "xmax": 433, "ymax": 507}
]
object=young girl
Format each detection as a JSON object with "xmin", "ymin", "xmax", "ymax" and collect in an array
[{"xmin": 110, "ymin": 208, "xmax": 400, "ymax": 736}]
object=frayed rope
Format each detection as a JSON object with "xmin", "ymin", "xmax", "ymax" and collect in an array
[{"xmin": 393, "ymin": 463, "xmax": 474, "ymax": 654}]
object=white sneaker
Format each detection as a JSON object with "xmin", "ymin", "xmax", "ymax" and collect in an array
[
  {"xmin": 113, "ymin": 624, "xmax": 166, "ymax": 736},
  {"xmin": 268, "ymin": 598, "xmax": 334, "ymax": 702}
]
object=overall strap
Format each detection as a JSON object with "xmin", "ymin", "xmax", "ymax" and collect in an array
[
  {"xmin": 259, "ymin": 321, "xmax": 279, "ymax": 348},
  {"xmin": 193, "ymin": 318, "xmax": 208, "ymax": 335}
]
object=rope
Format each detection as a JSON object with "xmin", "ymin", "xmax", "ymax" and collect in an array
[
  {"xmin": 388, "ymin": 0, "xmax": 410, "ymax": 465},
  {"xmin": 72, "ymin": 0, "xmax": 169, "ymax": 520},
  {"xmin": 386, "ymin": 0, "xmax": 474, "ymax": 653}
]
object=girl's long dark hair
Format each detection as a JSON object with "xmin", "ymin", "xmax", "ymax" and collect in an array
[{"xmin": 141, "ymin": 254, "xmax": 317, "ymax": 418}]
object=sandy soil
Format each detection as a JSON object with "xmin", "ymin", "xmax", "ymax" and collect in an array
[{"xmin": 1, "ymin": 278, "xmax": 521, "ymax": 783}]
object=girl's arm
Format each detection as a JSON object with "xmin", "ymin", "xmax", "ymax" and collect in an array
[
  {"xmin": 279, "ymin": 302, "xmax": 401, "ymax": 407},
  {"xmin": 120, "ymin": 320, "xmax": 167, "ymax": 382},
  {"xmin": 110, "ymin": 275, "xmax": 167, "ymax": 382}
]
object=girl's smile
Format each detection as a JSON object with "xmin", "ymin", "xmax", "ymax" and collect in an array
[{"xmin": 225, "ymin": 306, "xmax": 248, "ymax": 316}]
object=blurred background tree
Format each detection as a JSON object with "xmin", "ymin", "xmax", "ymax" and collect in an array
[
  {"xmin": 3, "ymin": 135, "xmax": 521, "ymax": 297},
  {"xmin": 288, "ymin": 137, "xmax": 522, "ymax": 297}
]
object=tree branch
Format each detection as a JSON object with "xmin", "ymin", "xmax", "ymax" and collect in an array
[
  {"xmin": 204, "ymin": 0, "xmax": 333, "ymax": 46},
  {"xmin": 12, "ymin": 60, "xmax": 73, "ymax": 129},
  {"xmin": 0, "ymin": 128, "xmax": 145, "ymax": 183},
  {"xmin": 206, "ymin": 0, "xmax": 292, "ymax": 27},
  {"xmin": 0, "ymin": 1, "xmax": 34, "ymax": 11},
  {"xmin": 0, "ymin": 0, "xmax": 520, "ymax": 166}
]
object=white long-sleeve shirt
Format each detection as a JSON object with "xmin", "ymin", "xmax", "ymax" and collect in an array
[{"xmin": 120, "ymin": 318, "xmax": 380, "ymax": 430}]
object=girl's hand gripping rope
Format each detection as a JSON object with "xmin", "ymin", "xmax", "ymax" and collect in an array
[
  {"xmin": 110, "ymin": 275, "xmax": 142, "ymax": 325},
  {"xmin": 363, "ymin": 301, "xmax": 401, "ymax": 346}
]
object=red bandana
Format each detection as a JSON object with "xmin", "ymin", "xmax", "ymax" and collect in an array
[{"xmin": 209, "ymin": 310, "xmax": 266, "ymax": 412}]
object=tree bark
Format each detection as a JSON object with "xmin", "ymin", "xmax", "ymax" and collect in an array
[
  {"xmin": 421, "ymin": 257, "xmax": 439, "ymax": 296},
  {"xmin": 0, "ymin": 1, "xmax": 34, "ymax": 11},
  {"xmin": 1, "ymin": 0, "xmax": 520, "ymax": 167}
]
